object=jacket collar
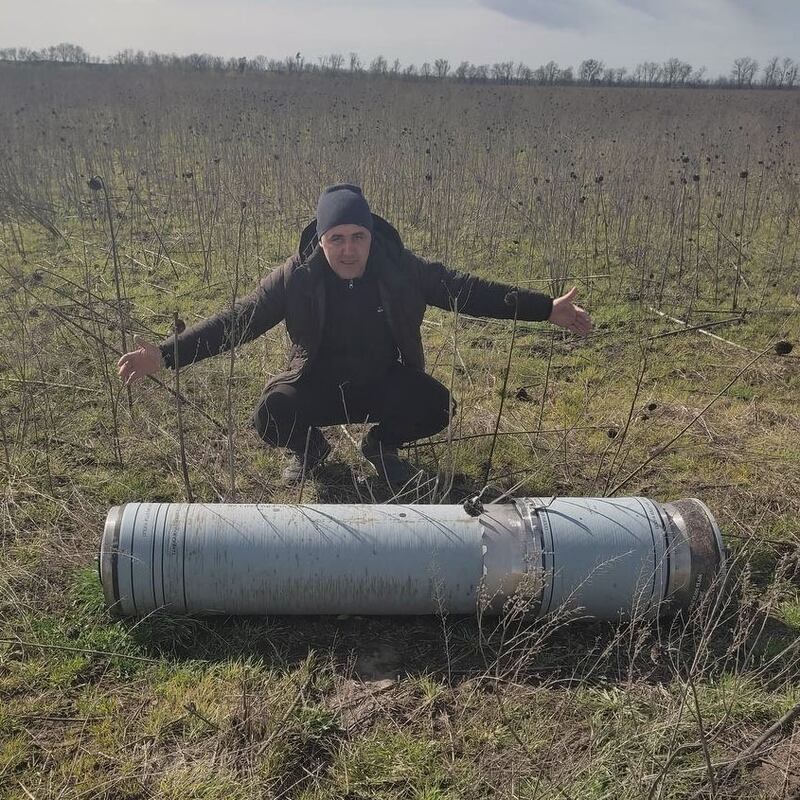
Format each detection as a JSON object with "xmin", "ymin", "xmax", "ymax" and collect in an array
[{"xmin": 301, "ymin": 243, "xmax": 329, "ymax": 281}]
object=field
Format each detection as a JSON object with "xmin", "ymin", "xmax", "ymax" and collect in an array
[{"xmin": 1, "ymin": 63, "xmax": 799, "ymax": 798}]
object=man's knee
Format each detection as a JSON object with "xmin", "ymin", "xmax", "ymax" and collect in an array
[
  {"xmin": 251, "ymin": 385, "xmax": 297, "ymax": 444},
  {"xmin": 251, "ymin": 396, "xmax": 274, "ymax": 442}
]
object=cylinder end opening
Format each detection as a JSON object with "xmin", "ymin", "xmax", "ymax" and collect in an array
[{"xmin": 664, "ymin": 498, "xmax": 727, "ymax": 615}]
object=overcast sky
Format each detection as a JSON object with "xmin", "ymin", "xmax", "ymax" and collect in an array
[{"xmin": 2, "ymin": 0, "xmax": 797, "ymax": 76}]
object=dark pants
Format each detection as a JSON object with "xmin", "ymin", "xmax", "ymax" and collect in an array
[{"xmin": 252, "ymin": 365, "xmax": 455, "ymax": 452}]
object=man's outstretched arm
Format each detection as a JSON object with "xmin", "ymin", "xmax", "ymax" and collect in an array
[
  {"xmin": 414, "ymin": 253, "xmax": 592, "ymax": 334},
  {"xmin": 117, "ymin": 263, "xmax": 289, "ymax": 385}
]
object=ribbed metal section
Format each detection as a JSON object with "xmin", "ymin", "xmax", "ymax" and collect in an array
[
  {"xmin": 515, "ymin": 497, "xmax": 669, "ymax": 620},
  {"xmin": 98, "ymin": 498, "xmax": 725, "ymax": 619}
]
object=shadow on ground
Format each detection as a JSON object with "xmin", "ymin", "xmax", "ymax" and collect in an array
[
  {"xmin": 124, "ymin": 603, "xmax": 799, "ymax": 686},
  {"xmin": 303, "ymin": 457, "xmax": 518, "ymax": 506}
]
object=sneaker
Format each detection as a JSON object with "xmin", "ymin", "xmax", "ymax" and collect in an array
[
  {"xmin": 360, "ymin": 428, "xmax": 418, "ymax": 489},
  {"xmin": 281, "ymin": 429, "xmax": 331, "ymax": 486}
]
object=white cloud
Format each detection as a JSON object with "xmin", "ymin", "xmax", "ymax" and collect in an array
[{"xmin": 479, "ymin": 0, "xmax": 601, "ymax": 31}]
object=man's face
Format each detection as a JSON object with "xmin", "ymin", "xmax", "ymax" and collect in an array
[{"xmin": 319, "ymin": 224, "xmax": 372, "ymax": 279}]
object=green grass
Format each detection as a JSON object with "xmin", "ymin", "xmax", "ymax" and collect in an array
[{"xmin": 2, "ymin": 71, "xmax": 800, "ymax": 799}]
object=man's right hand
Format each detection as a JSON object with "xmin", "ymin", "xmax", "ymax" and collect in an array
[{"xmin": 117, "ymin": 335, "xmax": 164, "ymax": 385}]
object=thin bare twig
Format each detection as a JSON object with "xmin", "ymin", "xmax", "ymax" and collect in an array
[
  {"xmin": 173, "ymin": 311, "xmax": 193, "ymax": 502},
  {"xmin": 647, "ymin": 315, "xmax": 745, "ymax": 341},
  {"xmin": 482, "ymin": 296, "xmax": 519, "ymax": 486},
  {"xmin": 405, "ymin": 424, "xmax": 606, "ymax": 449},
  {"xmin": 0, "ymin": 638, "xmax": 161, "ymax": 664},
  {"xmin": 688, "ymin": 675, "xmax": 718, "ymax": 798},
  {"xmin": 646, "ymin": 306, "xmax": 753, "ymax": 353}
]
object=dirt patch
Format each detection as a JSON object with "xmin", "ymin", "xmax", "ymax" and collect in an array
[
  {"xmin": 328, "ymin": 678, "xmax": 401, "ymax": 731},
  {"xmin": 750, "ymin": 730, "xmax": 800, "ymax": 799},
  {"xmin": 354, "ymin": 642, "xmax": 403, "ymax": 681}
]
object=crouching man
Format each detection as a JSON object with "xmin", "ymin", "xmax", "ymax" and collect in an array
[{"xmin": 118, "ymin": 184, "xmax": 592, "ymax": 488}]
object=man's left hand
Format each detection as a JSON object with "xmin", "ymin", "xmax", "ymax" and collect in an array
[{"xmin": 548, "ymin": 287, "xmax": 592, "ymax": 336}]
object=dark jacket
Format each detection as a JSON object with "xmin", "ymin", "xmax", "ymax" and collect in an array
[{"xmin": 160, "ymin": 215, "xmax": 553, "ymax": 387}]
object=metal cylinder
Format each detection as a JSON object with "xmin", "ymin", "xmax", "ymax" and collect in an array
[{"xmin": 98, "ymin": 497, "xmax": 725, "ymax": 619}]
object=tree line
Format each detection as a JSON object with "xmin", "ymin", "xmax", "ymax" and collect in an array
[{"xmin": 0, "ymin": 44, "xmax": 797, "ymax": 89}]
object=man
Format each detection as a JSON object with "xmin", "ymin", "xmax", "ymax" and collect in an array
[{"xmin": 118, "ymin": 184, "xmax": 592, "ymax": 488}]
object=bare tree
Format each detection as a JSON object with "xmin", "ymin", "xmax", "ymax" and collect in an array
[
  {"xmin": 661, "ymin": 58, "xmax": 679, "ymax": 85},
  {"xmin": 328, "ymin": 53, "xmax": 344, "ymax": 74},
  {"xmin": 541, "ymin": 60, "xmax": 560, "ymax": 84},
  {"xmin": 491, "ymin": 61, "xmax": 514, "ymax": 84},
  {"xmin": 661, "ymin": 58, "xmax": 692, "ymax": 86},
  {"xmin": 763, "ymin": 56, "xmax": 781, "ymax": 87},
  {"xmin": 515, "ymin": 62, "xmax": 533, "ymax": 84},
  {"xmin": 285, "ymin": 52, "xmax": 303, "ymax": 72},
  {"xmin": 111, "ymin": 49, "xmax": 133, "ymax": 65},
  {"xmin": 732, "ymin": 56, "xmax": 759, "ymax": 87},
  {"xmin": 689, "ymin": 66, "xmax": 707, "ymax": 86},
  {"xmin": 434, "ymin": 58, "xmax": 450, "ymax": 79},
  {"xmin": 369, "ymin": 55, "xmax": 388, "ymax": 75},
  {"xmin": 420, "ymin": 62, "xmax": 432, "ymax": 79},
  {"xmin": 470, "ymin": 64, "xmax": 490, "ymax": 82},
  {"xmin": 349, "ymin": 52, "xmax": 362, "ymax": 72},
  {"xmin": 783, "ymin": 57, "xmax": 798, "ymax": 87},
  {"xmin": 602, "ymin": 66, "xmax": 622, "ymax": 85},
  {"xmin": 455, "ymin": 61, "xmax": 470, "ymax": 81},
  {"xmin": 641, "ymin": 61, "xmax": 661, "ymax": 85},
  {"xmin": 772, "ymin": 56, "xmax": 798, "ymax": 88},
  {"xmin": 578, "ymin": 58, "xmax": 604, "ymax": 84}
]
